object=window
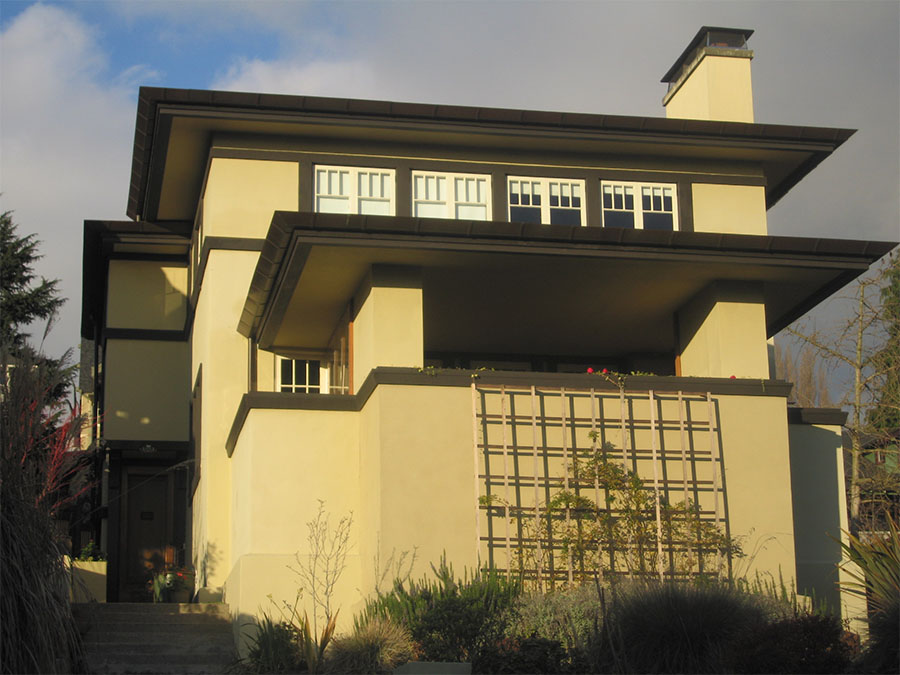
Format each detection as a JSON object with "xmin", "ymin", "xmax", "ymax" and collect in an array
[
  {"xmin": 601, "ymin": 182, "xmax": 677, "ymax": 230},
  {"xmin": 412, "ymin": 171, "xmax": 491, "ymax": 220},
  {"xmin": 278, "ymin": 357, "xmax": 328, "ymax": 394},
  {"xmin": 315, "ymin": 166, "xmax": 394, "ymax": 215},
  {"xmin": 508, "ymin": 177, "xmax": 585, "ymax": 226}
]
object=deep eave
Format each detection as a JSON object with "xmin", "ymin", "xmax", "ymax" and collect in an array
[
  {"xmin": 128, "ymin": 86, "xmax": 855, "ymax": 223},
  {"xmin": 238, "ymin": 211, "xmax": 896, "ymax": 353}
]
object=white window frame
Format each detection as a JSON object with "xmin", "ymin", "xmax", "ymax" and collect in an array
[
  {"xmin": 600, "ymin": 181, "xmax": 678, "ymax": 230},
  {"xmin": 508, "ymin": 176, "xmax": 586, "ymax": 226},
  {"xmin": 315, "ymin": 165, "xmax": 395, "ymax": 215},
  {"xmin": 412, "ymin": 170, "xmax": 492, "ymax": 220},
  {"xmin": 277, "ymin": 356, "xmax": 330, "ymax": 394}
]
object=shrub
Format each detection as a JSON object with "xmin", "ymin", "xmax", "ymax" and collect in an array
[
  {"xmin": 729, "ymin": 612, "xmax": 853, "ymax": 674},
  {"xmin": 857, "ymin": 595, "xmax": 899, "ymax": 674},
  {"xmin": 505, "ymin": 584, "xmax": 602, "ymax": 652},
  {"xmin": 360, "ymin": 555, "xmax": 520, "ymax": 664},
  {"xmin": 326, "ymin": 617, "xmax": 415, "ymax": 674},
  {"xmin": 589, "ymin": 581, "xmax": 768, "ymax": 674},
  {"xmin": 475, "ymin": 636, "xmax": 568, "ymax": 674},
  {"xmin": 245, "ymin": 614, "xmax": 303, "ymax": 674}
]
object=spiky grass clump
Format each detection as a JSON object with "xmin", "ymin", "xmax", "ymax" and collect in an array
[
  {"xmin": 245, "ymin": 614, "xmax": 303, "ymax": 674},
  {"xmin": 326, "ymin": 617, "xmax": 415, "ymax": 674},
  {"xmin": 592, "ymin": 581, "xmax": 767, "ymax": 674}
]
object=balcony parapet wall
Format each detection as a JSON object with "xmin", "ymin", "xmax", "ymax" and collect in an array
[{"xmin": 226, "ymin": 366, "xmax": 792, "ymax": 456}]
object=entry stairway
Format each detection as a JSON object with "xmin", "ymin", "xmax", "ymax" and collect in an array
[{"xmin": 73, "ymin": 602, "xmax": 237, "ymax": 674}]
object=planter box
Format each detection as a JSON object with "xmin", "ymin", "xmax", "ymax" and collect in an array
[{"xmin": 70, "ymin": 560, "xmax": 107, "ymax": 603}]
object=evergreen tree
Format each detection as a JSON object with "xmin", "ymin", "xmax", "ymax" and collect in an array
[
  {"xmin": 0, "ymin": 209, "xmax": 64, "ymax": 351},
  {"xmin": 867, "ymin": 253, "xmax": 899, "ymax": 435}
]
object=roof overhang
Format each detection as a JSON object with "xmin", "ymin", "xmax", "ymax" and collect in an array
[
  {"xmin": 240, "ymin": 212, "xmax": 895, "ymax": 357},
  {"xmin": 129, "ymin": 87, "xmax": 855, "ymax": 224}
]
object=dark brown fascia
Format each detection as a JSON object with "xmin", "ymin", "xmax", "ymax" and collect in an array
[
  {"xmin": 237, "ymin": 211, "xmax": 897, "ymax": 345},
  {"xmin": 81, "ymin": 220, "xmax": 192, "ymax": 338},
  {"xmin": 226, "ymin": 366, "xmax": 795, "ymax": 456},
  {"xmin": 127, "ymin": 86, "xmax": 855, "ymax": 221},
  {"xmin": 786, "ymin": 407, "xmax": 848, "ymax": 427}
]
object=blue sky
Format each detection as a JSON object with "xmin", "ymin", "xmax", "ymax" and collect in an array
[{"xmin": 1, "ymin": 0, "xmax": 898, "ymax": 368}]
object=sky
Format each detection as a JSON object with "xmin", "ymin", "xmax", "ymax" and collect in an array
[{"xmin": 1, "ymin": 0, "xmax": 898, "ymax": 361}]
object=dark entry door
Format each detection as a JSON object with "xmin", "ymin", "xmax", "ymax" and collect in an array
[{"xmin": 121, "ymin": 472, "xmax": 172, "ymax": 601}]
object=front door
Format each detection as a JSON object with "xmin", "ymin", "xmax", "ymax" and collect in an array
[{"xmin": 120, "ymin": 471, "xmax": 173, "ymax": 601}]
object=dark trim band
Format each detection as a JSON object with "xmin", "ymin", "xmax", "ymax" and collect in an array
[{"xmin": 787, "ymin": 407, "xmax": 847, "ymax": 426}]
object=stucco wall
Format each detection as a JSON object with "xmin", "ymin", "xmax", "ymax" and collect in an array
[
  {"xmin": 103, "ymin": 339, "xmax": 189, "ymax": 441},
  {"xmin": 692, "ymin": 184, "xmax": 767, "ymax": 235},
  {"xmin": 666, "ymin": 54, "xmax": 754, "ymax": 123},
  {"xmin": 106, "ymin": 261, "xmax": 187, "ymax": 330}
]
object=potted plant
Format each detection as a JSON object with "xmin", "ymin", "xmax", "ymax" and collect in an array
[
  {"xmin": 150, "ymin": 565, "xmax": 195, "ymax": 603},
  {"xmin": 70, "ymin": 541, "xmax": 107, "ymax": 602}
]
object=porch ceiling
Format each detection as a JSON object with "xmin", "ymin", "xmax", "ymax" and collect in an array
[{"xmin": 238, "ymin": 212, "xmax": 895, "ymax": 357}]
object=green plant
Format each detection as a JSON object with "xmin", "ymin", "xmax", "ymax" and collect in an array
[
  {"xmin": 504, "ymin": 584, "xmax": 602, "ymax": 653},
  {"xmin": 836, "ymin": 514, "xmax": 900, "ymax": 616},
  {"xmin": 476, "ymin": 636, "xmax": 569, "ymax": 674},
  {"xmin": 360, "ymin": 555, "xmax": 520, "ymax": 664},
  {"xmin": 75, "ymin": 540, "xmax": 105, "ymax": 561},
  {"xmin": 728, "ymin": 612, "xmax": 854, "ymax": 674},
  {"xmin": 326, "ymin": 616, "xmax": 415, "ymax": 674},
  {"xmin": 856, "ymin": 595, "xmax": 899, "ymax": 674},
  {"xmin": 246, "ymin": 614, "xmax": 303, "ymax": 673},
  {"xmin": 588, "ymin": 581, "xmax": 768, "ymax": 674}
]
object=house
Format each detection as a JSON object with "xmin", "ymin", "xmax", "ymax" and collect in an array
[{"xmin": 79, "ymin": 26, "xmax": 895, "ymax": 643}]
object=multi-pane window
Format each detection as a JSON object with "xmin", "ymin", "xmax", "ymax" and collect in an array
[
  {"xmin": 278, "ymin": 357, "xmax": 327, "ymax": 394},
  {"xmin": 601, "ymin": 182, "xmax": 677, "ymax": 230},
  {"xmin": 315, "ymin": 166, "xmax": 394, "ymax": 215},
  {"xmin": 508, "ymin": 177, "xmax": 585, "ymax": 226},
  {"xmin": 412, "ymin": 171, "xmax": 491, "ymax": 220}
]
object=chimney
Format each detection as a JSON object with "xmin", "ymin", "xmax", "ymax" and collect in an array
[{"xmin": 662, "ymin": 27, "xmax": 755, "ymax": 123}]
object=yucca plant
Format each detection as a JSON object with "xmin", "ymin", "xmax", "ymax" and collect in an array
[{"xmin": 836, "ymin": 514, "xmax": 900, "ymax": 616}]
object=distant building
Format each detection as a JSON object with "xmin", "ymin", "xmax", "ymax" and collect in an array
[{"xmin": 80, "ymin": 27, "xmax": 895, "ymax": 645}]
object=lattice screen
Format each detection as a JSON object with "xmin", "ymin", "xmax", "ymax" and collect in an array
[{"xmin": 471, "ymin": 383, "xmax": 732, "ymax": 588}]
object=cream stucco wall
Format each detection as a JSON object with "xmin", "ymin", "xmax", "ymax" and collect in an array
[
  {"xmin": 678, "ymin": 282, "xmax": 769, "ymax": 378},
  {"xmin": 691, "ymin": 184, "xmax": 767, "ymax": 235},
  {"xmin": 665, "ymin": 54, "xmax": 754, "ymax": 123},
  {"xmin": 106, "ymin": 261, "xmax": 188, "ymax": 330},
  {"xmin": 352, "ymin": 269, "xmax": 424, "ymax": 388},
  {"xmin": 717, "ymin": 394, "xmax": 797, "ymax": 582},
  {"xmin": 191, "ymin": 249, "xmax": 259, "ymax": 592},
  {"xmin": 103, "ymin": 339, "xmax": 189, "ymax": 441},
  {"xmin": 789, "ymin": 422, "xmax": 867, "ymax": 627},
  {"xmin": 202, "ymin": 157, "xmax": 299, "ymax": 240}
]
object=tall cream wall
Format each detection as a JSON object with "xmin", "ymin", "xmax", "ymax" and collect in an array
[
  {"xmin": 106, "ymin": 261, "xmax": 187, "ymax": 330},
  {"xmin": 788, "ymin": 423, "xmax": 867, "ymax": 626},
  {"xmin": 665, "ymin": 54, "xmax": 754, "ymax": 123},
  {"xmin": 678, "ymin": 282, "xmax": 769, "ymax": 378},
  {"xmin": 717, "ymin": 395, "xmax": 797, "ymax": 582},
  {"xmin": 103, "ymin": 339, "xmax": 189, "ymax": 441},
  {"xmin": 191, "ymin": 250, "xmax": 258, "ymax": 591},
  {"xmin": 692, "ymin": 184, "xmax": 767, "ymax": 235},
  {"xmin": 202, "ymin": 157, "xmax": 299, "ymax": 240},
  {"xmin": 352, "ymin": 268, "xmax": 424, "ymax": 388}
]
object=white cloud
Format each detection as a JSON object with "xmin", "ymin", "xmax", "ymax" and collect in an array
[
  {"xmin": 0, "ymin": 4, "xmax": 139, "ymax": 356},
  {"xmin": 212, "ymin": 57, "xmax": 379, "ymax": 98}
]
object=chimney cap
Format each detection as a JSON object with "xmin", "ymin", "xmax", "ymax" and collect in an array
[{"xmin": 661, "ymin": 26, "xmax": 754, "ymax": 83}]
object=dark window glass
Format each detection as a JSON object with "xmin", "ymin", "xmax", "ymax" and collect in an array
[
  {"xmin": 510, "ymin": 206, "xmax": 541, "ymax": 224},
  {"xmin": 533, "ymin": 194, "xmax": 541, "ymax": 206},
  {"xmin": 614, "ymin": 192, "xmax": 623, "ymax": 209},
  {"xmin": 521, "ymin": 193, "xmax": 530, "ymax": 206},
  {"xmin": 653, "ymin": 193, "xmax": 662, "ymax": 211},
  {"xmin": 604, "ymin": 211, "xmax": 635, "ymax": 228},
  {"xmin": 642, "ymin": 193, "xmax": 651, "ymax": 211},
  {"xmin": 296, "ymin": 360, "xmax": 307, "ymax": 386},
  {"xmin": 561, "ymin": 195, "xmax": 570, "ymax": 207},
  {"xmin": 603, "ymin": 192, "xmax": 612, "ymax": 209},
  {"xmin": 572, "ymin": 196, "xmax": 581, "ymax": 208},
  {"xmin": 509, "ymin": 192, "xmax": 519, "ymax": 205},
  {"xmin": 624, "ymin": 192, "xmax": 634, "ymax": 210},
  {"xmin": 643, "ymin": 212, "xmax": 674, "ymax": 230},
  {"xmin": 550, "ymin": 194, "xmax": 558, "ymax": 207},
  {"xmin": 663, "ymin": 194, "xmax": 673, "ymax": 211},
  {"xmin": 550, "ymin": 209, "xmax": 581, "ymax": 226},
  {"xmin": 309, "ymin": 361, "xmax": 320, "ymax": 387},
  {"xmin": 281, "ymin": 359, "xmax": 293, "ymax": 385}
]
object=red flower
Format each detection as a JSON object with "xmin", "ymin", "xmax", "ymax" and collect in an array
[
  {"xmin": 587, "ymin": 368, "xmax": 594, "ymax": 374},
  {"xmin": 602, "ymin": 368, "xmax": 609, "ymax": 375},
  {"xmin": 730, "ymin": 375, "xmax": 736, "ymax": 379}
]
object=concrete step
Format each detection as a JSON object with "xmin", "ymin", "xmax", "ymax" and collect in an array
[{"xmin": 72, "ymin": 603, "xmax": 237, "ymax": 675}]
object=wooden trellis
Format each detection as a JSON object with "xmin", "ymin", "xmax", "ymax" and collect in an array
[{"xmin": 471, "ymin": 382, "xmax": 731, "ymax": 588}]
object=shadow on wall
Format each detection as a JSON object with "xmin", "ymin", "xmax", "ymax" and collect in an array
[{"xmin": 198, "ymin": 542, "xmax": 221, "ymax": 591}]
